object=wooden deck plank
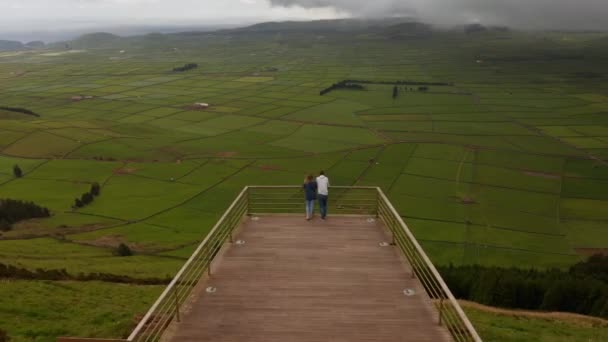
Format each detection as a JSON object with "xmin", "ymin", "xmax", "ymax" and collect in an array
[{"xmin": 167, "ymin": 215, "xmax": 452, "ymax": 342}]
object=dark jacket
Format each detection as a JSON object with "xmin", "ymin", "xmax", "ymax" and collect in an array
[{"xmin": 303, "ymin": 181, "xmax": 318, "ymax": 201}]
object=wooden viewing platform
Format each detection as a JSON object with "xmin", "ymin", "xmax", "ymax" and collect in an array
[
  {"xmin": 59, "ymin": 186, "xmax": 481, "ymax": 342},
  {"xmin": 166, "ymin": 215, "xmax": 451, "ymax": 342}
]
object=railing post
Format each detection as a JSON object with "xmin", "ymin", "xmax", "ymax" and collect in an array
[
  {"xmin": 246, "ymin": 186, "xmax": 251, "ymax": 216},
  {"xmin": 174, "ymin": 286, "xmax": 181, "ymax": 323},
  {"xmin": 230, "ymin": 220, "xmax": 234, "ymax": 243},
  {"xmin": 375, "ymin": 188, "xmax": 380, "ymax": 218},
  {"xmin": 207, "ymin": 254, "xmax": 212, "ymax": 277},
  {"xmin": 438, "ymin": 298, "xmax": 444, "ymax": 325}
]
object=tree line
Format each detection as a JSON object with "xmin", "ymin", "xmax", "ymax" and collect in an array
[
  {"xmin": 320, "ymin": 81, "xmax": 365, "ymax": 96},
  {"xmin": 0, "ymin": 262, "xmax": 170, "ymax": 285},
  {"xmin": 0, "ymin": 106, "xmax": 39, "ymax": 117},
  {"xmin": 321, "ymin": 79, "xmax": 450, "ymax": 96},
  {"xmin": 342, "ymin": 79, "xmax": 452, "ymax": 86},
  {"xmin": 392, "ymin": 85, "xmax": 429, "ymax": 99},
  {"xmin": 438, "ymin": 254, "xmax": 608, "ymax": 319},
  {"xmin": 73, "ymin": 183, "xmax": 101, "ymax": 209},
  {"xmin": 0, "ymin": 199, "xmax": 50, "ymax": 232},
  {"xmin": 172, "ymin": 63, "xmax": 198, "ymax": 72}
]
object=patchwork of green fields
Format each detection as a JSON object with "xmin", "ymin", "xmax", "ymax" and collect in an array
[{"xmin": 1, "ymin": 29, "xmax": 608, "ymax": 340}]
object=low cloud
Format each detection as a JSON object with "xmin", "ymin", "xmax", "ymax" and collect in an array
[{"xmin": 269, "ymin": 0, "xmax": 608, "ymax": 30}]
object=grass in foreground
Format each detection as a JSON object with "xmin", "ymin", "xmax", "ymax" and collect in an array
[
  {"xmin": 463, "ymin": 301, "xmax": 608, "ymax": 342},
  {"xmin": 0, "ymin": 280, "xmax": 163, "ymax": 342}
]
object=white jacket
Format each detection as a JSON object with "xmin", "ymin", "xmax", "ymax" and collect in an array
[{"xmin": 316, "ymin": 175, "xmax": 329, "ymax": 196}]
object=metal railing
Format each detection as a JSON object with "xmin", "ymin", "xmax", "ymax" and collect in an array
[
  {"xmin": 376, "ymin": 188, "xmax": 482, "ymax": 342},
  {"xmin": 60, "ymin": 185, "xmax": 480, "ymax": 342},
  {"xmin": 127, "ymin": 187, "xmax": 249, "ymax": 342},
  {"xmin": 248, "ymin": 185, "xmax": 378, "ymax": 215}
]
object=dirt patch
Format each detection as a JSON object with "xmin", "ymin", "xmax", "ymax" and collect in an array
[
  {"xmin": 524, "ymin": 171, "xmax": 560, "ymax": 180},
  {"xmin": 459, "ymin": 196, "xmax": 477, "ymax": 205},
  {"xmin": 575, "ymin": 248, "xmax": 608, "ymax": 257},
  {"xmin": 70, "ymin": 95, "xmax": 95, "ymax": 102},
  {"xmin": 86, "ymin": 235, "xmax": 125, "ymax": 248},
  {"xmin": 216, "ymin": 151, "xmax": 238, "ymax": 158},
  {"xmin": 113, "ymin": 167, "xmax": 137, "ymax": 175},
  {"xmin": 459, "ymin": 300, "xmax": 608, "ymax": 327},
  {"xmin": 158, "ymin": 147, "xmax": 184, "ymax": 158}
]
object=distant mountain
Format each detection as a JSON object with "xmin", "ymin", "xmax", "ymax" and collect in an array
[
  {"xmin": 0, "ymin": 40, "xmax": 23, "ymax": 51},
  {"xmin": 67, "ymin": 32, "xmax": 122, "ymax": 49},
  {"xmin": 0, "ymin": 39, "xmax": 46, "ymax": 51},
  {"xmin": 233, "ymin": 18, "xmax": 415, "ymax": 34},
  {"xmin": 25, "ymin": 41, "xmax": 45, "ymax": 49}
]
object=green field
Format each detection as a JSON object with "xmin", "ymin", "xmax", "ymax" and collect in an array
[
  {"xmin": 1, "ymin": 24, "xmax": 608, "ymax": 340},
  {"xmin": 463, "ymin": 302, "xmax": 608, "ymax": 342}
]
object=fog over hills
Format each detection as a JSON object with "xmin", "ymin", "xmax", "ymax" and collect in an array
[
  {"xmin": 269, "ymin": 0, "xmax": 608, "ymax": 30},
  {"xmin": 1, "ymin": 0, "xmax": 608, "ymax": 44},
  {"xmin": 0, "ymin": 24, "xmax": 240, "ymax": 44}
]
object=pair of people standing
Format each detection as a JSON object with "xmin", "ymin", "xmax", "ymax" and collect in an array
[{"xmin": 303, "ymin": 171, "xmax": 329, "ymax": 221}]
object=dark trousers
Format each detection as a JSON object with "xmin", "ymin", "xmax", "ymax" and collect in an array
[{"xmin": 318, "ymin": 194, "xmax": 328, "ymax": 218}]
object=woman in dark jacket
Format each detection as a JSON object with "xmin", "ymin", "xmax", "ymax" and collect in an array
[{"xmin": 303, "ymin": 174, "xmax": 317, "ymax": 221}]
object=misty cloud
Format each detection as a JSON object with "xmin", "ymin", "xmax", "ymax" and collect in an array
[
  {"xmin": 269, "ymin": 0, "xmax": 608, "ymax": 30},
  {"xmin": 1, "ymin": 0, "xmax": 607, "ymax": 42},
  {"xmin": 0, "ymin": 0, "xmax": 340, "ymax": 37}
]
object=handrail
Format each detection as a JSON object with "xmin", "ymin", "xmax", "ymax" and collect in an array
[
  {"xmin": 247, "ymin": 185, "xmax": 378, "ymax": 216},
  {"xmin": 61, "ymin": 185, "xmax": 480, "ymax": 342},
  {"xmin": 248, "ymin": 186, "xmax": 481, "ymax": 341},
  {"xmin": 127, "ymin": 186, "xmax": 249, "ymax": 341},
  {"xmin": 376, "ymin": 188, "xmax": 482, "ymax": 342}
]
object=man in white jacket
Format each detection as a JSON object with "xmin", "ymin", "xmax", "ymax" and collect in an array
[{"xmin": 316, "ymin": 171, "xmax": 330, "ymax": 220}]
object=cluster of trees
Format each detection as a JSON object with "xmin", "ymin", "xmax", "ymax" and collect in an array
[
  {"xmin": 0, "ymin": 199, "xmax": 50, "ymax": 232},
  {"xmin": 320, "ymin": 79, "xmax": 449, "ymax": 97},
  {"xmin": 116, "ymin": 243, "xmax": 133, "ymax": 257},
  {"xmin": 172, "ymin": 63, "xmax": 198, "ymax": 72},
  {"xmin": 0, "ymin": 262, "xmax": 170, "ymax": 285},
  {"xmin": 439, "ymin": 255, "xmax": 608, "ymax": 318},
  {"xmin": 12, "ymin": 165, "xmax": 22, "ymax": 178},
  {"xmin": 92, "ymin": 156, "xmax": 117, "ymax": 162},
  {"xmin": 320, "ymin": 81, "xmax": 365, "ymax": 96},
  {"xmin": 73, "ymin": 183, "xmax": 101, "ymax": 209},
  {"xmin": 0, "ymin": 106, "xmax": 39, "ymax": 117},
  {"xmin": 393, "ymin": 85, "xmax": 429, "ymax": 98}
]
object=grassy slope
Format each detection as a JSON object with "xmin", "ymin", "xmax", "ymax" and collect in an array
[
  {"xmin": 462, "ymin": 301, "xmax": 608, "ymax": 342},
  {"xmin": 0, "ymin": 280, "xmax": 163, "ymax": 342}
]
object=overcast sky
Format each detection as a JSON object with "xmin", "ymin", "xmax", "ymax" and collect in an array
[{"xmin": 1, "ymin": 0, "xmax": 608, "ymax": 41}]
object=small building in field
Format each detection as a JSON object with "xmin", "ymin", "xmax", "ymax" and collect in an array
[{"xmin": 193, "ymin": 102, "xmax": 210, "ymax": 109}]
